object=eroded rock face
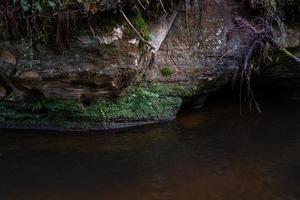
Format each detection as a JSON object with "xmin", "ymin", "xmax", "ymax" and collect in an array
[
  {"xmin": 0, "ymin": 50, "xmax": 16, "ymax": 65},
  {"xmin": 0, "ymin": 0, "xmax": 242, "ymax": 105},
  {"xmin": 1, "ymin": 0, "xmax": 299, "ymax": 128},
  {"xmin": 0, "ymin": 0, "xmax": 282, "ymax": 104},
  {"xmin": 0, "ymin": 39, "xmax": 149, "ymax": 101},
  {"xmin": 147, "ymin": 0, "xmax": 239, "ymax": 85}
]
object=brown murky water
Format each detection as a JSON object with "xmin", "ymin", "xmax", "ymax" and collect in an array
[{"xmin": 1, "ymin": 99, "xmax": 300, "ymax": 200}]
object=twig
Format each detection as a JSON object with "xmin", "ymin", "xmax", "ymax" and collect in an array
[
  {"xmin": 280, "ymin": 48, "xmax": 300, "ymax": 64},
  {"xmin": 137, "ymin": 0, "xmax": 146, "ymax": 10}
]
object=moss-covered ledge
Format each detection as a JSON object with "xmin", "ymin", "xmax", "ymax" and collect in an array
[{"xmin": 0, "ymin": 84, "xmax": 200, "ymax": 131}]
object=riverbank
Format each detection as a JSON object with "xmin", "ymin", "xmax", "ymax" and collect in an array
[{"xmin": 0, "ymin": 84, "xmax": 201, "ymax": 131}]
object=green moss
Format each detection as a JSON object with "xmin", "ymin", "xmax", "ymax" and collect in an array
[
  {"xmin": 160, "ymin": 67, "xmax": 175, "ymax": 77},
  {"xmin": 0, "ymin": 84, "xmax": 194, "ymax": 129},
  {"xmin": 129, "ymin": 10, "xmax": 151, "ymax": 40},
  {"xmin": 147, "ymin": 83, "xmax": 200, "ymax": 97}
]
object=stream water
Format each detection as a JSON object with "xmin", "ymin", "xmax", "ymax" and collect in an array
[{"xmin": 1, "ymin": 97, "xmax": 300, "ymax": 200}]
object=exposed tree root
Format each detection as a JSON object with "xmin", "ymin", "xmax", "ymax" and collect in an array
[
  {"xmin": 231, "ymin": 16, "xmax": 300, "ymax": 113},
  {"xmin": 280, "ymin": 48, "xmax": 300, "ymax": 64},
  {"xmin": 0, "ymin": 0, "xmax": 20, "ymax": 38}
]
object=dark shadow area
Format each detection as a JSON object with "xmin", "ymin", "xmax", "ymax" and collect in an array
[{"xmin": 180, "ymin": 77, "xmax": 300, "ymax": 116}]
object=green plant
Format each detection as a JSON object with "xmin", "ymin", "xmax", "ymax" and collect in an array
[
  {"xmin": 85, "ymin": 87, "xmax": 181, "ymax": 121},
  {"xmin": 130, "ymin": 10, "xmax": 151, "ymax": 40},
  {"xmin": 31, "ymin": 100, "xmax": 46, "ymax": 112},
  {"xmin": 45, "ymin": 99, "xmax": 83, "ymax": 114},
  {"xmin": 160, "ymin": 67, "xmax": 175, "ymax": 77},
  {"xmin": 15, "ymin": 0, "xmax": 57, "ymax": 12},
  {"xmin": 147, "ymin": 84, "xmax": 199, "ymax": 97}
]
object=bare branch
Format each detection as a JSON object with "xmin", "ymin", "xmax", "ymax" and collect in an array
[{"xmin": 137, "ymin": 0, "xmax": 146, "ymax": 10}]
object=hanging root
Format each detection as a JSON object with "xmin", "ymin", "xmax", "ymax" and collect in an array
[
  {"xmin": 0, "ymin": 0, "xmax": 20, "ymax": 38},
  {"xmin": 231, "ymin": 15, "xmax": 300, "ymax": 113},
  {"xmin": 56, "ymin": 9, "xmax": 77, "ymax": 54}
]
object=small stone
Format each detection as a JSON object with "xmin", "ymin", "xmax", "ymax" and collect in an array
[
  {"xmin": 97, "ymin": 36, "xmax": 114, "ymax": 45},
  {"xmin": 77, "ymin": 35, "xmax": 92, "ymax": 45},
  {"xmin": 128, "ymin": 38, "xmax": 138, "ymax": 45},
  {"xmin": 112, "ymin": 26, "xmax": 123, "ymax": 40},
  {"xmin": 0, "ymin": 50, "xmax": 16, "ymax": 65}
]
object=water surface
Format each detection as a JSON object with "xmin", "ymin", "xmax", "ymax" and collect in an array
[{"xmin": 1, "ymin": 100, "xmax": 300, "ymax": 200}]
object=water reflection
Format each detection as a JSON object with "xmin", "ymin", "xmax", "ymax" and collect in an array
[
  {"xmin": 177, "ymin": 109, "xmax": 209, "ymax": 129},
  {"xmin": 1, "ymin": 100, "xmax": 300, "ymax": 200}
]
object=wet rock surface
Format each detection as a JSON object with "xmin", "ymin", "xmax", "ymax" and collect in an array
[{"xmin": 147, "ymin": 0, "xmax": 239, "ymax": 84}]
